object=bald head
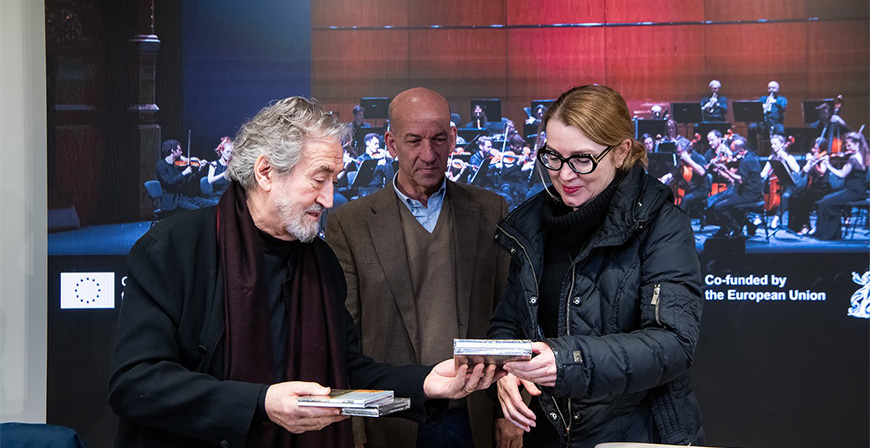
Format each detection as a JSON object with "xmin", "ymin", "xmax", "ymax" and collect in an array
[
  {"xmin": 768, "ymin": 81, "xmax": 780, "ymax": 94},
  {"xmin": 388, "ymin": 87, "xmax": 451, "ymax": 130}
]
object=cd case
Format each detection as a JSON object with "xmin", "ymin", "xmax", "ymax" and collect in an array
[
  {"xmin": 339, "ymin": 397, "xmax": 411, "ymax": 417},
  {"xmin": 296, "ymin": 389, "xmax": 394, "ymax": 408},
  {"xmin": 453, "ymin": 338, "xmax": 533, "ymax": 368}
]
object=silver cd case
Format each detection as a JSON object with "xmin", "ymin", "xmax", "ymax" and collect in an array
[
  {"xmin": 453, "ymin": 338, "xmax": 533, "ymax": 368},
  {"xmin": 339, "ymin": 397, "xmax": 411, "ymax": 417}
]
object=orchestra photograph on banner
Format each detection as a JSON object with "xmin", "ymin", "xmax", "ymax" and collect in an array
[{"xmin": 39, "ymin": 1, "xmax": 868, "ymax": 448}]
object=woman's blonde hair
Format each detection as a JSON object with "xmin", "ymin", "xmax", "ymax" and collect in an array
[
  {"xmin": 844, "ymin": 131, "xmax": 870, "ymax": 169},
  {"xmin": 543, "ymin": 85, "xmax": 647, "ymax": 175}
]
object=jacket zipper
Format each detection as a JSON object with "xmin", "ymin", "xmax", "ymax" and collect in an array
[
  {"xmin": 555, "ymin": 263, "xmax": 577, "ymax": 444},
  {"xmin": 652, "ymin": 283, "xmax": 661, "ymax": 326},
  {"xmin": 495, "ymin": 225, "xmax": 540, "ymax": 303},
  {"xmin": 497, "ymin": 225, "xmax": 572, "ymax": 443}
]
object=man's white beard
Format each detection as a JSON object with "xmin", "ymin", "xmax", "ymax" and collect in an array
[{"xmin": 276, "ymin": 198, "xmax": 324, "ymax": 243}]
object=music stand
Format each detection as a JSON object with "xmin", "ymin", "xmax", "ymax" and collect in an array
[
  {"xmin": 802, "ymin": 99, "xmax": 835, "ymax": 124},
  {"xmin": 657, "ymin": 141, "xmax": 677, "ymax": 153},
  {"xmin": 458, "ymin": 128, "xmax": 488, "ymax": 146},
  {"xmin": 359, "ymin": 97, "xmax": 390, "ymax": 120},
  {"xmin": 471, "ymin": 99, "xmax": 502, "ymax": 123},
  {"xmin": 671, "ymin": 102, "xmax": 702, "ymax": 124},
  {"xmin": 523, "ymin": 122, "xmax": 539, "ymax": 138},
  {"xmin": 530, "ymin": 99, "xmax": 555, "ymax": 115},
  {"xmin": 452, "ymin": 153, "xmax": 471, "ymax": 163},
  {"xmin": 647, "ymin": 153, "xmax": 677, "ymax": 179},
  {"xmin": 694, "ymin": 122, "xmax": 732, "ymax": 138},
  {"xmin": 470, "ymin": 158, "xmax": 492, "ymax": 186},
  {"xmin": 784, "ymin": 126, "xmax": 816, "ymax": 153},
  {"xmin": 524, "ymin": 134, "xmax": 539, "ymax": 147},
  {"xmin": 345, "ymin": 158, "xmax": 379, "ymax": 198},
  {"xmin": 634, "ymin": 119, "xmax": 667, "ymax": 140},
  {"xmin": 733, "ymin": 101, "xmax": 764, "ymax": 123},
  {"xmin": 770, "ymin": 160, "xmax": 797, "ymax": 189}
]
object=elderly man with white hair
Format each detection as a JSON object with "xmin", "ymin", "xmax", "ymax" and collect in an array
[
  {"xmin": 700, "ymin": 79, "xmax": 728, "ymax": 122},
  {"xmin": 109, "ymin": 96, "xmax": 499, "ymax": 448}
]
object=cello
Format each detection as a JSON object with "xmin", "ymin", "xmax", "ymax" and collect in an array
[{"xmin": 829, "ymin": 95, "xmax": 845, "ymax": 155}]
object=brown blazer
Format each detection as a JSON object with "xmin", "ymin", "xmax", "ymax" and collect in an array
[{"xmin": 326, "ymin": 181, "xmax": 510, "ymax": 448}]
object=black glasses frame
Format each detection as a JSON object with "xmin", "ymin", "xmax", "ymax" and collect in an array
[{"xmin": 537, "ymin": 144, "xmax": 613, "ymax": 174}]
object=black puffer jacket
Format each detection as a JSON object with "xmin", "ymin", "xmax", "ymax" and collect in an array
[{"xmin": 489, "ymin": 166, "xmax": 704, "ymax": 447}]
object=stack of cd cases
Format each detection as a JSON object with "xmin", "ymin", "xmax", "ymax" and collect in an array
[
  {"xmin": 296, "ymin": 389, "xmax": 411, "ymax": 417},
  {"xmin": 453, "ymin": 339, "xmax": 533, "ymax": 368}
]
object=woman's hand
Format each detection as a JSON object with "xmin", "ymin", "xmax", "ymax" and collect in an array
[
  {"xmin": 503, "ymin": 342, "xmax": 557, "ymax": 387},
  {"xmin": 496, "ymin": 373, "xmax": 540, "ymax": 432}
]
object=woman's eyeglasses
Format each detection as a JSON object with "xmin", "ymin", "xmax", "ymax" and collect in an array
[{"xmin": 537, "ymin": 144, "xmax": 613, "ymax": 175}]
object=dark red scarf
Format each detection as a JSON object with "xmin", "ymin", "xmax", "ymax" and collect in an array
[{"xmin": 217, "ymin": 182, "xmax": 352, "ymax": 447}]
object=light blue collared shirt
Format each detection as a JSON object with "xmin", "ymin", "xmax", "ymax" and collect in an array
[{"xmin": 392, "ymin": 174, "xmax": 447, "ymax": 233}]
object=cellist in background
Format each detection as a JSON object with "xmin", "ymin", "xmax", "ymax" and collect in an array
[
  {"xmin": 810, "ymin": 102, "xmax": 850, "ymax": 153},
  {"xmin": 759, "ymin": 134, "xmax": 800, "ymax": 229},
  {"xmin": 813, "ymin": 132, "xmax": 869, "ymax": 240},
  {"xmin": 787, "ymin": 137, "xmax": 833, "ymax": 235},
  {"xmin": 659, "ymin": 138, "xmax": 708, "ymax": 213}
]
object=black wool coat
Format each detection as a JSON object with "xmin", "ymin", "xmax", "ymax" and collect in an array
[{"xmin": 109, "ymin": 207, "xmax": 433, "ymax": 448}]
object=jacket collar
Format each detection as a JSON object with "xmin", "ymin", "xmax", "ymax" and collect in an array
[{"xmin": 496, "ymin": 166, "xmax": 672, "ymax": 264}]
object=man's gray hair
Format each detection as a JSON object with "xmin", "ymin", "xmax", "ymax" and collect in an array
[{"xmin": 228, "ymin": 96, "xmax": 350, "ymax": 190}]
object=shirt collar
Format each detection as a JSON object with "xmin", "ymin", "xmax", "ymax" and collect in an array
[{"xmin": 391, "ymin": 173, "xmax": 447, "ymax": 208}]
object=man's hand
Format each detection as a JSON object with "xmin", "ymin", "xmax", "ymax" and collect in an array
[
  {"xmin": 496, "ymin": 373, "xmax": 540, "ymax": 432},
  {"xmin": 264, "ymin": 382, "xmax": 349, "ymax": 434},
  {"xmin": 503, "ymin": 342, "xmax": 557, "ymax": 387},
  {"xmin": 494, "ymin": 417, "xmax": 525, "ymax": 448},
  {"xmin": 422, "ymin": 359, "xmax": 504, "ymax": 400}
]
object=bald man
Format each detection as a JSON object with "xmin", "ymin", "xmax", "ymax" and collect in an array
[
  {"xmin": 749, "ymin": 80, "xmax": 788, "ymax": 142},
  {"xmin": 326, "ymin": 88, "xmax": 518, "ymax": 448}
]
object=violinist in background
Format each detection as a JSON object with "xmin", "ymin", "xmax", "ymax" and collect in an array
[
  {"xmin": 787, "ymin": 137, "xmax": 833, "ymax": 235},
  {"xmin": 759, "ymin": 134, "xmax": 800, "ymax": 229},
  {"xmin": 700, "ymin": 79, "xmax": 728, "ymax": 122},
  {"xmin": 813, "ymin": 132, "xmax": 869, "ymax": 240},
  {"xmin": 203, "ymin": 137, "xmax": 233, "ymax": 206},
  {"xmin": 659, "ymin": 139, "xmax": 708, "ymax": 213},
  {"xmin": 488, "ymin": 134, "xmax": 533, "ymax": 209},
  {"xmin": 704, "ymin": 130, "xmax": 732, "ymax": 162},
  {"xmin": 155, "ymin": 139, "xmax": 210, "ymax": 211},
  {"xmin": 469, "ymin": 136, "xmax": 496, "ymax": 169},
  {"xmin": 810, "ymin": 102, "xmax": 850, "ymax": 153},
  {"xmin": 749, "ymin": 80, "xmax": 787, "ymax": 141},
  {"xmin": 706, "ymin": 137, "xmax": 764, "ymax": 238},
  {"xmin": 446, "ymin": 158, "xmax": 469, "ymax": 183},
  {"xmin": 358, "ymin": 133, "xmax": 393, "ymax": 197}
]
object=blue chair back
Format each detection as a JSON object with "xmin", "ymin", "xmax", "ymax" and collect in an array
[{"xmin": 0, "ymin": 422, "xmax": 89, "ymax": 447}]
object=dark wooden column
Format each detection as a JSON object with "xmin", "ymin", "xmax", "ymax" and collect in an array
[{"xmin": 129, "ymin": 0, "xmax": 161, "ymax": 218}]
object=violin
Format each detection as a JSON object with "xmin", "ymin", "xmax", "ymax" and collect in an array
[
  {"xmin": 174, "ymin": 156, "xmax": 205, "ymax": 168},
  {"xmin": 174, "ymin": 129, "xmax": 205, "ymax": 169}
]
